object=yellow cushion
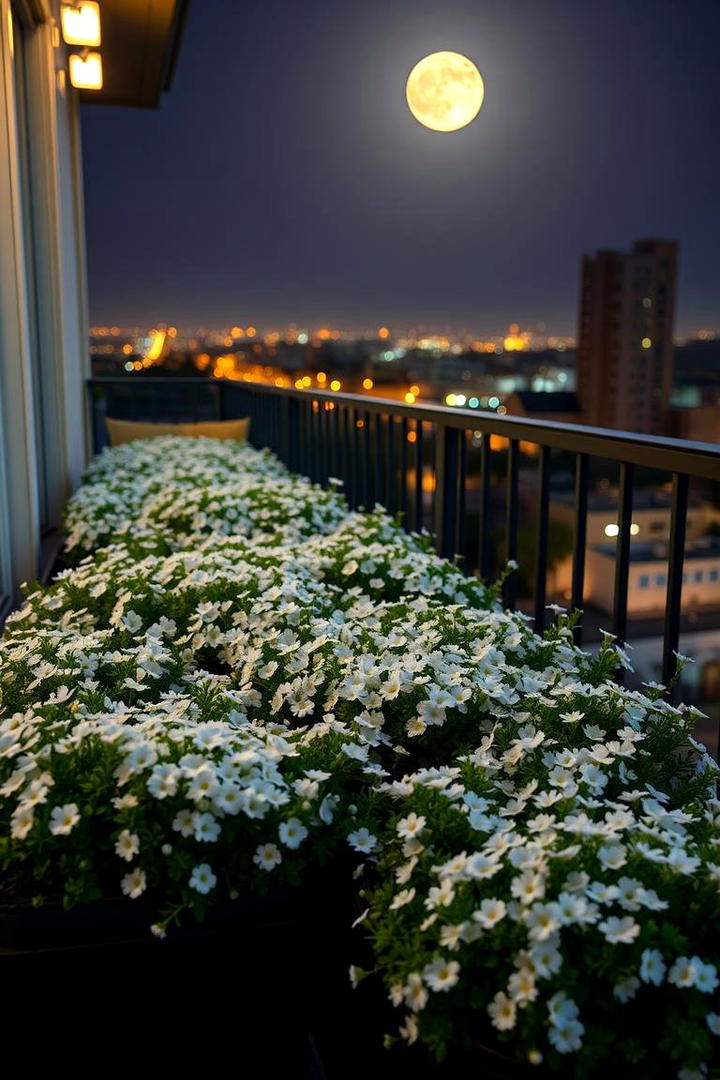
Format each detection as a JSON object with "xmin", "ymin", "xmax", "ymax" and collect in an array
[{"xmin": 105, "ymin": 417, "xmax": 251, "ymax": 447}]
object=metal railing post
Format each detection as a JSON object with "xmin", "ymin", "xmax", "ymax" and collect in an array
[{"xmin": 434, "ymin": 424, "xmax": 461, "ymax": 559}]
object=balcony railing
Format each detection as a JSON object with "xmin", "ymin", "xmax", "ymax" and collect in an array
[{"xmin": 87, "ymin": 376, "xmax": 720, "ymax": 719}]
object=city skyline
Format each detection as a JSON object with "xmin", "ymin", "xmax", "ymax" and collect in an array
[{"xmin": 81, "ymin": 0, "xmax": 720, "ymax": 335}]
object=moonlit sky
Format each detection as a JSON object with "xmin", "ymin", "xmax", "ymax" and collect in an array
[{"xmin": 81, "ymin": 0, "xmax": 720, "ymax": 336}]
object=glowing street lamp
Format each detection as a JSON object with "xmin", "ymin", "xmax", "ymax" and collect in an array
[
  {"xmin": 68, "ymin": 51, "xmax": 103, "ymax": 89},
  {"xmin": 61, "ymin": 2, "xmax": 101, "ymax": 47}
]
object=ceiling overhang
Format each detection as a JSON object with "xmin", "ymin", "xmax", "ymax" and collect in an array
[{"xmin": 78, "ymin": 0, "xmax": 188, "ymax": 109}]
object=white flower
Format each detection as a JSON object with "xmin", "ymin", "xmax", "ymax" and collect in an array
[
  {"xmin": 613, "ymin": 976, "xmax": 640, "ymax": 1003},
  {"xmin": 399, "ymin": 1014, "xmax": 419, "ymax": 1044},
  {"xmin": 598, "ymin": 916, "xmax": 640, "ymax": 944},
  {"xmin": 666, "ymin": 849, "xmax": 702, "ymax": 875},
  {"xmin": 640, "ymin": 948, "xmax": 667, "ymax": 986},
  {"xmin": 597, "ymin": 842, "xmax": 627, "ymax": 870},
  {"xmin": 548, "ymin": 1019, "xmax": 584, "ymax": 1053},
  {"xmin": 706, "ymin": 1013, "xmax": 720, "ymax": 1036},
  {"xmin": 403, "ymin": 973, "xmax": 428, "ymax": 1012},
  {"xmin": 253, "ymin": 842, "xmax": 282, "ymax": 871},
  {"xmin": 347, "ymin": 827, "xmax": 378, "ymax": 854},
  {"xmin": 189, "ymin": 863, "xmax": 217, "ymax": 894},
  {"xmin": 389, "ymin": 888, "xmax": 416, "ymax": 910},
  {"xmin": 396, "ymin": 812, "xmax": 426, "ymax": 840},
  {"xmin": 511, "ymin": 869, "xmax": 545, "ymax": 905},
  {"xmin": 668, "ymin": 956, "xmax": 702, "ymax": 989},
  {"xmin": 530, "ymin": 939, "xmax": 563, "ymax": 978},
  {"xmin": 279, "ymin": 817, "xmax": 308, "ymax": 849},
  {"xmin": 193, "ymin": 811, "xmax": 221, "ymax": 843},
  {"xmin": 126, "ymin": 743, "xmax": 157, "ymax": 772},
  {"xmin": 115, "ymin": 829, "xmax": 140, "ymax": 862},
  {"xmin": 508, "ymin": 967, "xmax": 537, "ymax": 1003},
  {"xmin": 319, "ymin": 794, "xmax": 339, "ymax": 824},
  {"xmin": 49, "ymin": 803, "xmax": 80, "ymax": 836},
  {"xmin": 341, "ymin": 742, "xmax": 368, "ymax": 762},
  {"xmin": 695, "ymin": 962, "xmax": 718, "ymax": 994},
  {"xmin": 439, "ymin": 923, "xmax": 464, "ymax": 951},
  {"xmin": 473, "ymin": 898, "xmax": 507, "ymax": 929},
  {"xmin": 147, "ymin": 763, "xmax": 179, "ymax": 799},
  {"xmin": 423, "ymin": 957, "xmax": 460, "ymax": 992},
  {"xmin": 524, "ymin": 902, "xmax": 561, "ymax": 941},
  {"xmin": 586, "ymin": 881, "xmax": 620, "ymax": 905},
  {"xmin": 488, "ymin": 991, "xmax": 517, "ymax": 1031},
  {"xmin": 172, "ymin": 809, "xmax": 195, "ymax": 837},
  {"xmin": 426, "ymin": 880, "xmax": 455, "ymax": 909},
  {"xmin": 10, "ymin": 805, "xmax": 34, "ymax": 840},
  {"xmin": 121, "ymin": 867, "xmax": 147, "ymax": 899}
]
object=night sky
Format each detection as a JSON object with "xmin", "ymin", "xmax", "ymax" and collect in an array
[{"xmin": 81, "ymin": 0, "xmax": 720, "ymax": 337}]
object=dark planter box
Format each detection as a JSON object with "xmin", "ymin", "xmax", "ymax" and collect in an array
[{"xmin": 0, "ymin": 886, "xmax": 537, "ymax": 1080}]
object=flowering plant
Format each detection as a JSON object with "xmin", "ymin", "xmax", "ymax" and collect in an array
[
  {"xmin": 0, "ymin": 434, "xmax": 717, "ymax": 1078},
  {"xmin": 356, "ymin": 670, "xmax": 719, "ymax": 1077}
]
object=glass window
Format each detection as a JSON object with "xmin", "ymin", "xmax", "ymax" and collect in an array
[
  {"xmin": 693, "ymin": 569, "xmax": 703, "ymax": 583},
  {"xmin": 655, "ymin": 573, "xmax": 666, "ymax": 587},
  {"xmin": 638, "ymin": 574, "xmax": 650, "ymax": 589},
  {"xmin": 709, "ymin": 569, "xmax": 719, "ymax": 583}
]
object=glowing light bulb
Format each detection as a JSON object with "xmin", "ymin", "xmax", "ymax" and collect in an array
[
  {"xmin": 68, "ymin": 51, "xmax": 103, "ymax": 89},
  {"xmin": 61, "ymin": 2, "xmax": 101, "ymax": 46}
]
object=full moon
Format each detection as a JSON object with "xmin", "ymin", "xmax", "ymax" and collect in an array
[{"xmin": 406, "ymin": 51, "xmax": 484, "ymax": 133}]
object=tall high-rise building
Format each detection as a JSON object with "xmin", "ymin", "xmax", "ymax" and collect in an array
[{"xmin": 577, "ymin": 239, "xmax": 677, "ymax": 434}]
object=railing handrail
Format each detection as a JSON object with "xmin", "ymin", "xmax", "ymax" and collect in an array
[{"xmin": 87, "ymin": 376, "xmax": 720, "ymax": 481}]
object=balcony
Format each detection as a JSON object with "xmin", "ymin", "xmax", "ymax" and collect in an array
[
  {"xmin": 88, "ymin": 374, "xmax": 720, "ymax": 758},
  {"xmin": 3, "ymin": 3, "xmax": 720, "ymax": 1073}
]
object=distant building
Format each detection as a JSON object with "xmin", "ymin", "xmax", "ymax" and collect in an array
[
  {"xmin": 585, "ymin": 538, "xmax": 720, "ymax": 616},
  {"xmin": 577, "ymin": 239, "xmax": 677, "ymax": 434},
  {"xmin": 551, "ymin": 490, "xmax": 720, "ymax": 546},
  {"xmin": 548, "ymin": 492, "xmax": 720, "ymax": 609},
  {"xmin": 505, "ymin": 390, "xmax": 581, "ymax": 423},
  {"xmin": 671, "ymin": 399, "xmax": 720, "ymax": 445}
]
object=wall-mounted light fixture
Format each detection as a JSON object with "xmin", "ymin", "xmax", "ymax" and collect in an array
[
  {"xmin": 60, "ymin": 2, "xmax": 101, "ymax": 47},
  {"xmin": 68, "ymin": 51, "xmax": 103, "ymax": 89}
]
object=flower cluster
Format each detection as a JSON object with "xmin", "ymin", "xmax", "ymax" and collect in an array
[
  {"xmin": 1, "ymin": 434, "xmax": 717, "ymax": 1078},
  {"xmin": 360, "ymin": 678, "xmax": 719, "ymax": 1076}
]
